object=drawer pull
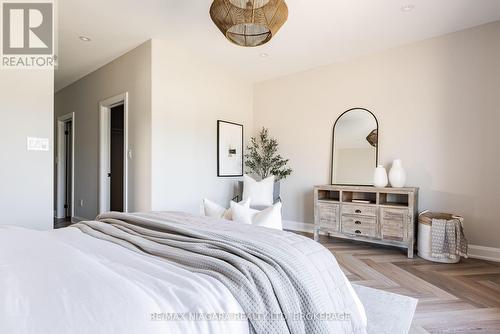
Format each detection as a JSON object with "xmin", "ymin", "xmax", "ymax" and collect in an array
[
  {"xmin": 355, "ymin": 221, "xmax": 362, "ymax": 225},
  {"xmin": 355, "ymin": 209, "xmax": 362, "ymax": 214},
  {"xmin": 355, "ymin": 230, "xmax": 362, "ymax": 234}
]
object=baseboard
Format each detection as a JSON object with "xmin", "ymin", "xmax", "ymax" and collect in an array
[
  {"xmin": 282, "ymin": 220, "xmax": 314, "ymax": 233},
  {"xmin": 468, "ymin": 245, "xmax": 500, "ymax": 262}
]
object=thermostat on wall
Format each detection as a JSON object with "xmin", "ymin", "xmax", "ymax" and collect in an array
[{"xmin": 27, "ymin": 137, "xmax": 49, "ymax": 151}]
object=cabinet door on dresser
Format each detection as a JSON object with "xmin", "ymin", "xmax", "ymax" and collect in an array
[
  {"xmin": 317, "ymin": 203, "xmax": 340, "ymax": 232},
  {"xmin": 380, "ymin": 208, "xmax": 409, "ymax": 242}
]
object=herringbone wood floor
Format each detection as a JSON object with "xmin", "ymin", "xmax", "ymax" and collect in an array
[{"xmin": 312, "ymin": 234, "xmax": 500, "ymax": 334}]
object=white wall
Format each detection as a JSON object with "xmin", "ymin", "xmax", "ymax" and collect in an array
[
  {"xmin": 55, "ymin": 41, "xmax": 152, "ymax": 219},
  {"xmin": 0, "ymin": 69, "xmax": 54, "ymax": 230},
  {"xmin": 254, "ymin": 22, "xmax": 500, "ymax": 248},
  {"xmin": 151, "ymin": 40, "xmax": 253, "ymax": 213}
]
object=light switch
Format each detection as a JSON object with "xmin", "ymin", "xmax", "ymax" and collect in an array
[{"xmin": 27, "ymin": 137, "xmax": 49, "ymax": 151}]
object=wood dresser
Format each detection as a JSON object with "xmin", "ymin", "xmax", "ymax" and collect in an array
[{"xmin": 313, "ymin": 185, "xmax": 419, "ymax": 258}]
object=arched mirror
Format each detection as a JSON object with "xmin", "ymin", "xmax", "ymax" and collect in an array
[{"xmin": 331, "ymin": 108, "xmax": 379, "ymax": 185}]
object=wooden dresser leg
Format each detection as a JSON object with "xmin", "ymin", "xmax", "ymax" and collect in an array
[
  {"xmin": 407, "ymin": 244, "xmax": 414, "ymax": 258},
  {"xmin": 313, "ymin": 227, "xmax": 320, "ymax": 242}
]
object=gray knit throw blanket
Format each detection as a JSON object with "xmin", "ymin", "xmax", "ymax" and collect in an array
[
  {"xmin": 72, "ymin": 212, "xmax": 362, "ymax": 334},
  {"xmin": 431, "ymin": 217, "xmax": 468, "ymax": 260}
]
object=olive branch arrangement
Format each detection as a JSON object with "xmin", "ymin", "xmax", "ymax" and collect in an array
[{"xmin": 244, "ymin": 128, "xmax": 292, "ymax": 181}]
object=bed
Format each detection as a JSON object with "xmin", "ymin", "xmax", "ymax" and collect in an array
[{"xmin": 0, "ymin": 212, "xmax": 367, "ymax": 334}]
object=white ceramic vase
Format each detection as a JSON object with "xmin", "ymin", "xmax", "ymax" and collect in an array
[
  {"xmin": 373, "ymin": 165, "xmax": 388, "ymax": 188},
  {"xmin": 389, "ymin": 159, "xmax": 407, "ymax": 188}
]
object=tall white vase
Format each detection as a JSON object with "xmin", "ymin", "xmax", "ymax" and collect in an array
[
  {"xmin": 389, "ymin": 159, "xmax": 407, "ymax": 188},
  {"xmin": 373, "ymin": 165, "xmax": 388, "ymax": 188}
]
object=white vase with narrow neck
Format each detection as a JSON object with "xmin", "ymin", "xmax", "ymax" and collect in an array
[
  {"xmin": 389, "ymin": 159, "xmax": 406, "ymax": 188},
  {"xmin": 373, "ymin": 165, "xmax": 388, "ymax": 188}
]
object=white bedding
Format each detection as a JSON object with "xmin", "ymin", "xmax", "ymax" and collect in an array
[
  {"xmin": 0, "ymin": 226, "xmax": 249, "ymax": 334},
  {"xmin": 0, "ymin": 222, "xmax": 366, "ymax": 334}
]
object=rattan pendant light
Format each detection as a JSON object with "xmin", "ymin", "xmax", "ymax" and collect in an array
[{"xmin": 210, "ymin": 0, "xmax": 288, "ymax": 47}]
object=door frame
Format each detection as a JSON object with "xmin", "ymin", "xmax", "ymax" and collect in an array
[
  {"xmin": 99, "ymin": 92, "xmax": 129, "ymax": 214},
  {"xmin": 56, "ymin": 112, "xmax": 75, "ymax": 219}
]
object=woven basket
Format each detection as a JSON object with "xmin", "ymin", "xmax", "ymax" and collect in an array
[
  {"xmin": 419, "ymin": 212, "xmax": 459, "ymax": 226},
  {"xmin": 417, "ymin": 211, "xmax": 464, "ymax": 264}
]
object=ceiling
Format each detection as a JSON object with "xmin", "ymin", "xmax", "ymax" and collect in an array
[{"xmin": 56, "ymin": 0, "xmax": 500, "ymax": 91}]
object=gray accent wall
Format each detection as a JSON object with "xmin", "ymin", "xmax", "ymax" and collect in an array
[
  {"xmin": 55, "ymin": 41, "xmax": 152, "ymax": 219},
  {"xmin": 0, "ymin": 69, "xmax": 54, "ymax": 230}
]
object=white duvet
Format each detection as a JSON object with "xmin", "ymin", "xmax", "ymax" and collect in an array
[
  {"xmin": 0, "ymin": 224, "xmax": 366, "ymax": 334},
  {"xmin": 0, "ymin": 226, "xmax": 248, "ymax": 334}
]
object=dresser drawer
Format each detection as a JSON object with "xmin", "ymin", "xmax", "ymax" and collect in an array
[
  {"xmin": 380, "ymin": 208, "xmax": 408, "ymax": 241},
  {"xmin": 341, "ymin": 204, "xmax": 377, "ymax": 217},
  {"xmin": 341, "ymin": 215, "xmax": 376, "ymax": 238},
  {"xmin": 317, "ymin": 203, "xmax": 340, "ymax": 232}
]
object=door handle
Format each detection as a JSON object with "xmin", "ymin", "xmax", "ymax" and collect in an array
[{"xmin": 108, "ymin": 172, "xmax": 111, "ymax": 178}]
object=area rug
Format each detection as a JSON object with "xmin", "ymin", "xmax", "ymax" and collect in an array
[{"xmin": 353, "ymin": 284, "xmax": 418, "ymax": 334}]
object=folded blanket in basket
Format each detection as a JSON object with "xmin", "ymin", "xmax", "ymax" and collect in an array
[{"xmin": 431, "ymin": 217, "xmax": 468, "ymax": 260}]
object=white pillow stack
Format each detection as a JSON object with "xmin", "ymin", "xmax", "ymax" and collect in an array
[
  {"xmin": 242, "ymin": 175, "xmax": 275, "ymax": 207},
  {"xmin": 230, "ymin": 201, "xmax": 283, "ymax": 230},
  {"xmin": 203, "ymin": 198, "xmax": 250, "ymax": 221},
  {"xmin": 203, "ymin": 174, "xmax": 282, "ymax": 230}
]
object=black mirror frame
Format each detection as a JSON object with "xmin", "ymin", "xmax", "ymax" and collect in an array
[{"xmin": 330, "ymin": 107, "xmax": 379, "ymax": 185}]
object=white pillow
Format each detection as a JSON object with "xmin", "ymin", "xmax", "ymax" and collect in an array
[
  {"xmin": 203, "ymin": 198, "xmax": 250, "ymax": 220},
  {"xmin": 242, "ymin": 174, "xmax": 275, "ymax": 207},
  {"xmin": 231, "ymin": 201, "xmax": 283, "ymax": 230}
]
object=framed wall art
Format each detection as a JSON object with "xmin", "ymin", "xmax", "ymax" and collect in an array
[{"xmin": 217, "ymin": 120, "xmax": 244, "ymax": 177}]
